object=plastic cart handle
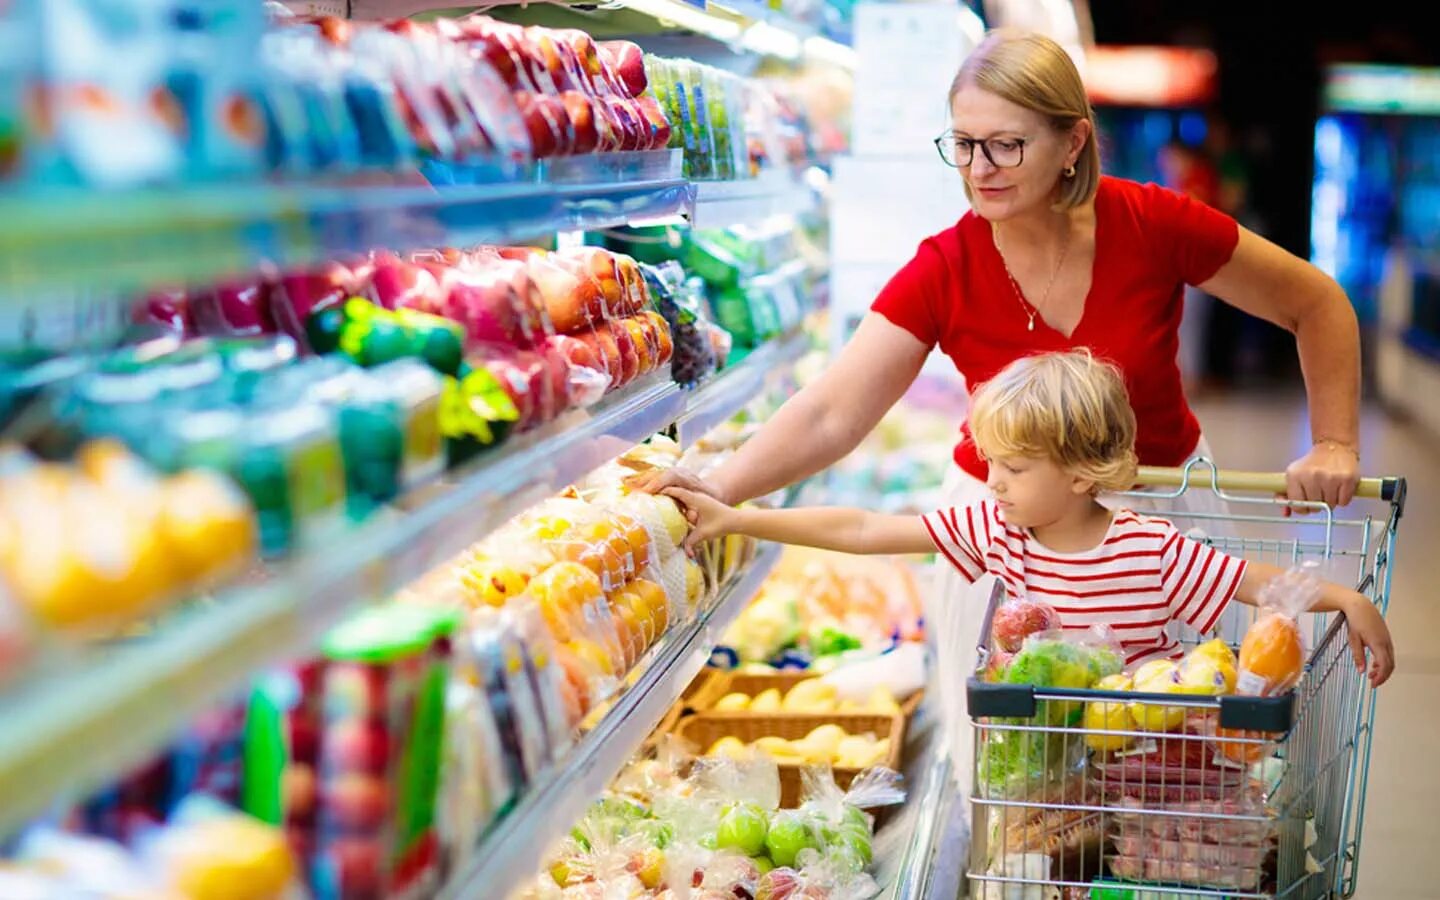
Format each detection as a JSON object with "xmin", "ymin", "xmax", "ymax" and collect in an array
[{"xmin": 1135, "ymin": 465, "xmax": 1405, "ymax": 504}]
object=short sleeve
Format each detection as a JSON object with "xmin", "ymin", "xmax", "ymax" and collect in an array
[
  {"xmin": 1160, "ymin": 527, "xmax": 1247, "ymax": 634},
  {"xmin": 1141, "ymin": 182, "xmax": 1240, "ymax": 287},
  {"xmin": 870, "ymin": 237, "xmax": 950, "ymax": 348},
  {"xmin": 921, "ymin": 501, "xmax": 997, "ymax": 583}
]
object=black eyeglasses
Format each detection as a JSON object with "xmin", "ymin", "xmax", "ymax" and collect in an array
[{"xmin": 934, "ymin": 134, "xmax": 1027, "ymax": 169}]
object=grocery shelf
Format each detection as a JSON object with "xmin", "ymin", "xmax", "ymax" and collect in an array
[
  {"xmin": 675, "ymin": 328, "xmax": 809, "ymax": 446},
  {"xmin": 437, "ymin": 541, "xmax": 783, "ymax": 900},
  {"xmin": 0, "ymin": 331, "xmax": 806, "ymax": 837},
  {"xmin": 691, "ymin": 175, "xmax": 819, "ymax": 229}
]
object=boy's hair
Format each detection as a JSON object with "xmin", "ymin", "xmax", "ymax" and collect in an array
[{"xmin": 969, "ymin": 350, "xmax": 1139, "ymax": 493}]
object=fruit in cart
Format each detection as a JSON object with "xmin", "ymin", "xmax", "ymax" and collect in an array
[
  {"xmin": 1238, "ymin": 611, "xmax": 1304, "ymax": 696},
  {"xmin": 764, "ymin": 813, "xmax": 819, "ymax": 869},
  {"xmin": 983, "ymin": 648, "xmax": 1015, "ymax": 682},
  {"xmin": 991, "ymin": 598, "xmax": 1061, "ymax": 653},
  {"xmin": 1177, "ymin": 653, "xmax": 1236, "ymax": 695},
  {"xmin": 716, "ymin": 802, "xmax": 770, "ymax": 856},
  {"xmin": 1083, "ymin": 673, "xmax": 1138, "ymax": 751},
  {"xmin": 1128, "ymin": 659, "xmax": 1187, "ymax": 731}
]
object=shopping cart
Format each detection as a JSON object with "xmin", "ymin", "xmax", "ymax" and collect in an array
[{"xmin": 965, "ymin": 459, "xmax": 1405, "ymax": 900}]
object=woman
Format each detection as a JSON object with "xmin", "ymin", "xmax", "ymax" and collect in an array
[{"xmin": 632, "ymin": 30, "xmax": 1363, "ymax": 789}]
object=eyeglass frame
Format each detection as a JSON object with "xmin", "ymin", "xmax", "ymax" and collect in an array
[{"xmin": 933, "ymin": 133, "xmax": 1028, "ymax": 169}]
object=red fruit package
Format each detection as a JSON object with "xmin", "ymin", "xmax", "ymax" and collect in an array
[
  {"xmin": 189, "ymin": 274, "xmax": 275, "ymax": 337},
  {"xmin": 990, "ymin": 598, "xmax": 1061, "ymax": 653},
  {"xmin": 522, "ymin": 251, "xmax": 605, "ymax": 334},
  {"xmin": 134, "ymin": 288, "xmax": 193, "ymax": 336},
  {"xmin": 555, "ymin": 247, "xmax": 625, "ymax": 315},
  {"xmin": 271, "ymin": 262, "xmax": 358, "ymax": 353},
  {"xmin": 597, "ymin": 41, "xmax": 647, "ymax": 98},
  {"xmin": 367, "ymin": 253, "xmax": 445, "ymax": 311},
  {"xmin": 605, "ymin": 320, "xmax": 641, "ymax": 387},
  {"xmin": 478, "ymin": 348, "xmax": 560, "ymax": 430},
  {"xmin": 633, "ymin": 95, "xmax": 672, "ymax": 150}
]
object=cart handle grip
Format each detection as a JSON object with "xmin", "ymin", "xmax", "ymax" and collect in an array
[{"xmin": 1135, "ymin": 466, "xmax": 1404, "ymax": 503}]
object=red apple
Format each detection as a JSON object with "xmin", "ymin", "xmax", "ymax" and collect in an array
[
  {"xmin": 328, "ymin": 720, "xmax": 392, "ymax": 774},
  {"xmin": 561, "ymin": 91, "xmax": 600, "ymax": 155},
  {"xmin": 526, "ymin": 255, "xmax": 602, "ymax": 333},
  {"xmin": 634, "ymin": 94, "xmax": 673, "ymax": 149},
  {"xmin": 369, "ymin": 253, "xmax": 443, "ymax": 311},
  {"xmin": 443, "ymin": 267, "xmax": 528, "ymax": 349},
  {"xmin": 598, "ymin": 41, "xmax": 647, "ymax": 97},
  {"xmin": 558, "ymin": 247, "xmax": 623, "ymax": 313},
  {"xmin": 607, "ymin": 320, "xmax": 640, "ymax": 386},
  {"xmin": 990, "ymin": 599, "xmax": 1060, "ymax": 653},
  {"xmin": 487, "ymin": 256, "xmax": 555, "ymax": 341},
  {"xmin": 273, "ymin": 262, "xmax": 356, "ymax": 351},
  {"xmin": 324, "ymin": 774, "xmax": 391, "ymax": 831},
  {"xmin": 514, "ymin": 91, "xmax": 560, "ymax": 159},
  {"xmin": 576, "ymin": 329, "xmax": 622, "ymax": 388},
  {"xmin": 482, "ymin": 349, "xmax": 558, "ymax": 429},
  {"xmin": 524, "ymin": 28, "xmax": 576, "ymax": 92},
  {"xmin": 467, "ymin": 30, "xmax": 525, "ymax": 91}
]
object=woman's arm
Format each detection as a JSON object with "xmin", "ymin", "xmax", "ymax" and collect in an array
[
  {"xmin": 632, "ymin": 313, "xmax": 931, "ymax": 504},
  {"xmin": 1198, "ymin": 228, "xmax": 1362, "ymax": 507},
  {"xmin": 663, "ymin": 487, "xmax": 935, "ymax": 556},
  {"xmin": 1235, "ymin": 560, "xmax": 1393, "ymax": 687}
]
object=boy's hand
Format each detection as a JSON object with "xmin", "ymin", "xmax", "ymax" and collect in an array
[
  {"xmin": 663, "ymin": 487, "xmax": 738, "ymax": 552},
  {"xmin": 1339, "ymin": 593, "xmax": 1395, "ymax": 687}
]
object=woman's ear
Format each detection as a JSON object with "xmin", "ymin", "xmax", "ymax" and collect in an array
[{"xmin": 1067, "ymin": 119, "xmax": 1093, "ymax": 169}]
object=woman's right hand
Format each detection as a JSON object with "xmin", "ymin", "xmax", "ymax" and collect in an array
[{"xmin": 625, "ymin": 467, "xmax": 730, "ymax": 505}]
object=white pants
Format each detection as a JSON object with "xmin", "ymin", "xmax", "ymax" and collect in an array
[{"xmin": 926, "ymin": 437, "xmax": 1240, "ymax": 803}]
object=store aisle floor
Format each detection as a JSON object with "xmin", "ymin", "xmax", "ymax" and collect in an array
[{"xmin": 1193, "ymin": 392, "xmax": 1440, "ymax": 900}]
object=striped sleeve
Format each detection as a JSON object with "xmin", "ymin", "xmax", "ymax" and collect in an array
[
  {"xmin": 1160, "ymin": 526, "xmax": 1247, "ymax": 634},
  {"xmin": 921, "ymin": 501, "xmax": 996, "ymax": 583}
]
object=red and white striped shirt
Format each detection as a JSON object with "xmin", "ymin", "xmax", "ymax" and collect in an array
[{"xmin": 923, "ymin": 501, "xmax": 1246, "ymax": 667}]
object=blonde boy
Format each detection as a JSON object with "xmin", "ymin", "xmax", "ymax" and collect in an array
[{"xmin": 667, "ymin": 350, "xmax": 1393, "ymax": 684}]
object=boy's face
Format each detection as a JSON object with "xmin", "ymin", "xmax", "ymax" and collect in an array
[{"xmin": 984, "ymin": 453, "xmax": 1092, "ymax": 527}]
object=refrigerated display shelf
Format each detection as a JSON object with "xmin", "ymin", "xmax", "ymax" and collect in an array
[
  {"xmin": 0, "ymin": 154, "xmax": 815, "ymax": 298},
  {"xmin": 675, "ymin": 328, "xmax": 809, "ymax": 445},
  {"xmin": 0, "ymin": 331, "xmax": 803, "ymax": 837},
  {"xmin": 437, "ymin": 541, "xmax": 782, "ymax": 900}
]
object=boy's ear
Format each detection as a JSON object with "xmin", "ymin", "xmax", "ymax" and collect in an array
[{"xmin": 1070, "ymin": 472, "xmax": 1097, "ymax": 496}]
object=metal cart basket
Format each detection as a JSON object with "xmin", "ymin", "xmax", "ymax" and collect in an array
[{"xmin": 966, "ymin": 459, "xmax": 1405, "ymax": 900}]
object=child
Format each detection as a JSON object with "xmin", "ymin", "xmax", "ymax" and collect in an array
[{"xmin": 666, "ymin": 350, "xmax": 1394, "ymax": 686}]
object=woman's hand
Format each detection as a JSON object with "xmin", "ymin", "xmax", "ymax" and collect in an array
[
  {"xmin": 1284, "ymin": 442, "xmax": 1361, "ymax": 508},
  {"xmin": 1338, "ymin": 593, "xmax": 1395, "ymax": 688},
  {"xmin": 662, "ymin": 487, "xmax": 738, "ymax": 552},
  {"xmin": 625, "ymin": 467, "xmax": 730, "ymax": 505}
]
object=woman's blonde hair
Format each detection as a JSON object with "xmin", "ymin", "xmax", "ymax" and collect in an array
[
  {"xmin": 969, "ymin": 350, "xmax": 1138, "ymax": 493},
  {"xmin": 949, "ymin": 30, "xmax": 1100, "ymax": 210}
]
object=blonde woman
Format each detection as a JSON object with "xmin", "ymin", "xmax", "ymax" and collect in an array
[{"xmin": 632, "ymin": 31, "xmax": 1366, "ymax": 796}]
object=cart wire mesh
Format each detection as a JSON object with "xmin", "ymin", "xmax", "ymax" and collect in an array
[{"xmin": 966, "ymin": 458, "xmax": 1404, "ymax": 900}]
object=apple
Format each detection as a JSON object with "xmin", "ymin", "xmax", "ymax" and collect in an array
[
  {"xmin": 755, "ymin": 868, "xmax": 805, "ymax": 900},
  {"xmin": 526, "ymin": 254, "xmax": 603, "ymax": 333},
  {"xmin": 598, "ymin": 41, "xmax": 647, "ymax": 97},
  {"xmin": 442, "ymin": 268, "xmax": 528, "ymax": 349},
  {"xmin": 466, "ymin": 29, "xmax": 525, "ymax": 91},
  {"xmin": 634, "ymin": 94, "xmax": 673, "ymax": 150},
  {"xmin": 576, "ymin": 327, "xmax": 622, "ymax": 387},
  {"xmin": 314, "ymin": 15, "xmax": 352, "ymax": 46},
  {"xmin": 514, "ymin": 91, "xmax": 560, "ymax": 158},
  {"xmin": 483, "ymin": 255, "xmax": 554, "ymax": 342},
  {"xmin": 620, "ymin": 316, "xmax": 658, "ymax": 375},
  {"xmin": 607, "ymin": 320, "xmax": 641, "ymax": 385},
  {"xmin": 561, "ymin": 91, "xmax": 600, "ymax": 155},
  {"xmin": 716, "ymin": 802, "xmax": 769, "ymax": 856},
  {"xmin": 328, "ymin": 719, "xmax": 392, "ymax": 774},
  {"xmin": 544, "ymin": 333, "xmax": 603, "ymax": 375},
  {"xmin": 135, "ymin": 288, "xmax": 191, "ymax": 335},
  {"xmin": 601, "ymin": 96, "xmax": 645, "ymax": 152},
  {"xmin": 368, "ymin": 253, "xmax": 443, "ymax": 312},
  {"xmin": 990, "ymin": 598, "xmax": 1060, "ymax": 653},
  {"xmin": 323, "ymin": 773, "xmax": 390, "ymax": 831},
  {"xmin": 641, "ymin": 311, "xmax": 675, "ymax": 365},
  {"xmin": 189, "ymin": 275, "xmax": 273, "ymax": 337},
  {"xmin": 272, "ymin": 262, "xmax": 355, "ymax": 350},
  {"xmin": 323, "ymin": 837, "xmax": 384, "ymax": 897},
  {"xmin": 764, "ymin": 814, "xmax": 818, "ymax": 869},
  {"xmin": 557, "ymin": 247, "xmax": 624, "ymax": 313},
  {"xmin": 523, "ymin": 27, "xmax": 573, "ymax": 92}
]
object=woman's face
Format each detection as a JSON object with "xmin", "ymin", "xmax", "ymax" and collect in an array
[{"xmin": 948, "ymin": 84, "xmax": 1086, "ymax": 222}]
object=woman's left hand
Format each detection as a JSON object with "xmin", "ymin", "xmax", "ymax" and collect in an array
[{"xmin": 1285, "ymin": 443, "xmax": 1360, "ymax": 508}]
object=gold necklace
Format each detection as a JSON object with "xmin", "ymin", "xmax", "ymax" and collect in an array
[{"xmin": 992, "ymin": 221, "xmax": 1072, "ymax": 332}]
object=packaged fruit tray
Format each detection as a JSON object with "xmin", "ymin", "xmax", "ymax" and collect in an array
[
  {"xmin": 672, "ymin": 712, "xmax": 904, "ymax": 808},
  {"xmin": 706, "ymin": 670, "xmax": 926, "ymax": 719}
]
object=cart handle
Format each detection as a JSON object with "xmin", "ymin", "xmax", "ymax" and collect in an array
[{"xmin": 1135, "ymin": 465, "xmax": 1405, "ymax": 504}]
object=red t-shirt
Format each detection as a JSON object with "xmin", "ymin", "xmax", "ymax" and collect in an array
[{"xmin": 871, "ymin": 176, "xmax": 1240, "ymax": 481}]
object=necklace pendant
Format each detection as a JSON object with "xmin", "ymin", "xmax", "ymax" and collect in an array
[{"xmin": 1027, "ymin": 315, "xmax": 1035, "ymax": 331}]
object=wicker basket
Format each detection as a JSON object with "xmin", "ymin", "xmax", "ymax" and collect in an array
[
  {"xmin": 680, "ymin": 667, "xmax": 730, "ymax": 711},
  {"xmin": 698, "ymin": 670, "xmax": 927, "ymax": 721},
  {"xmin": 672, "ymin": 712, "xmax": 905, "ymax": 807}
]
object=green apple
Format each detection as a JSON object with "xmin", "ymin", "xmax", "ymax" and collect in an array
[
  {"xmin": 716, "ymin": 803, "xmax": 769, "ymax": 856},
  {"xmin": 764, "ymin": 812, "xmax": 818, "ymax": 868}
]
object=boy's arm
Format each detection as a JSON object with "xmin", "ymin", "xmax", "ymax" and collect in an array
[
  {"xmin": 663, "ymin": 488, "xmax": 934, "ymax": 556},
  {"xmin": 1237, "ymin": 561, "xmax": 1394, "ymax": 687}
]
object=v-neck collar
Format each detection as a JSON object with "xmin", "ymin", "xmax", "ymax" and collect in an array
[{"xmin": 986, "ymin": 178, "xmax": 1107, "ymax": 342}]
